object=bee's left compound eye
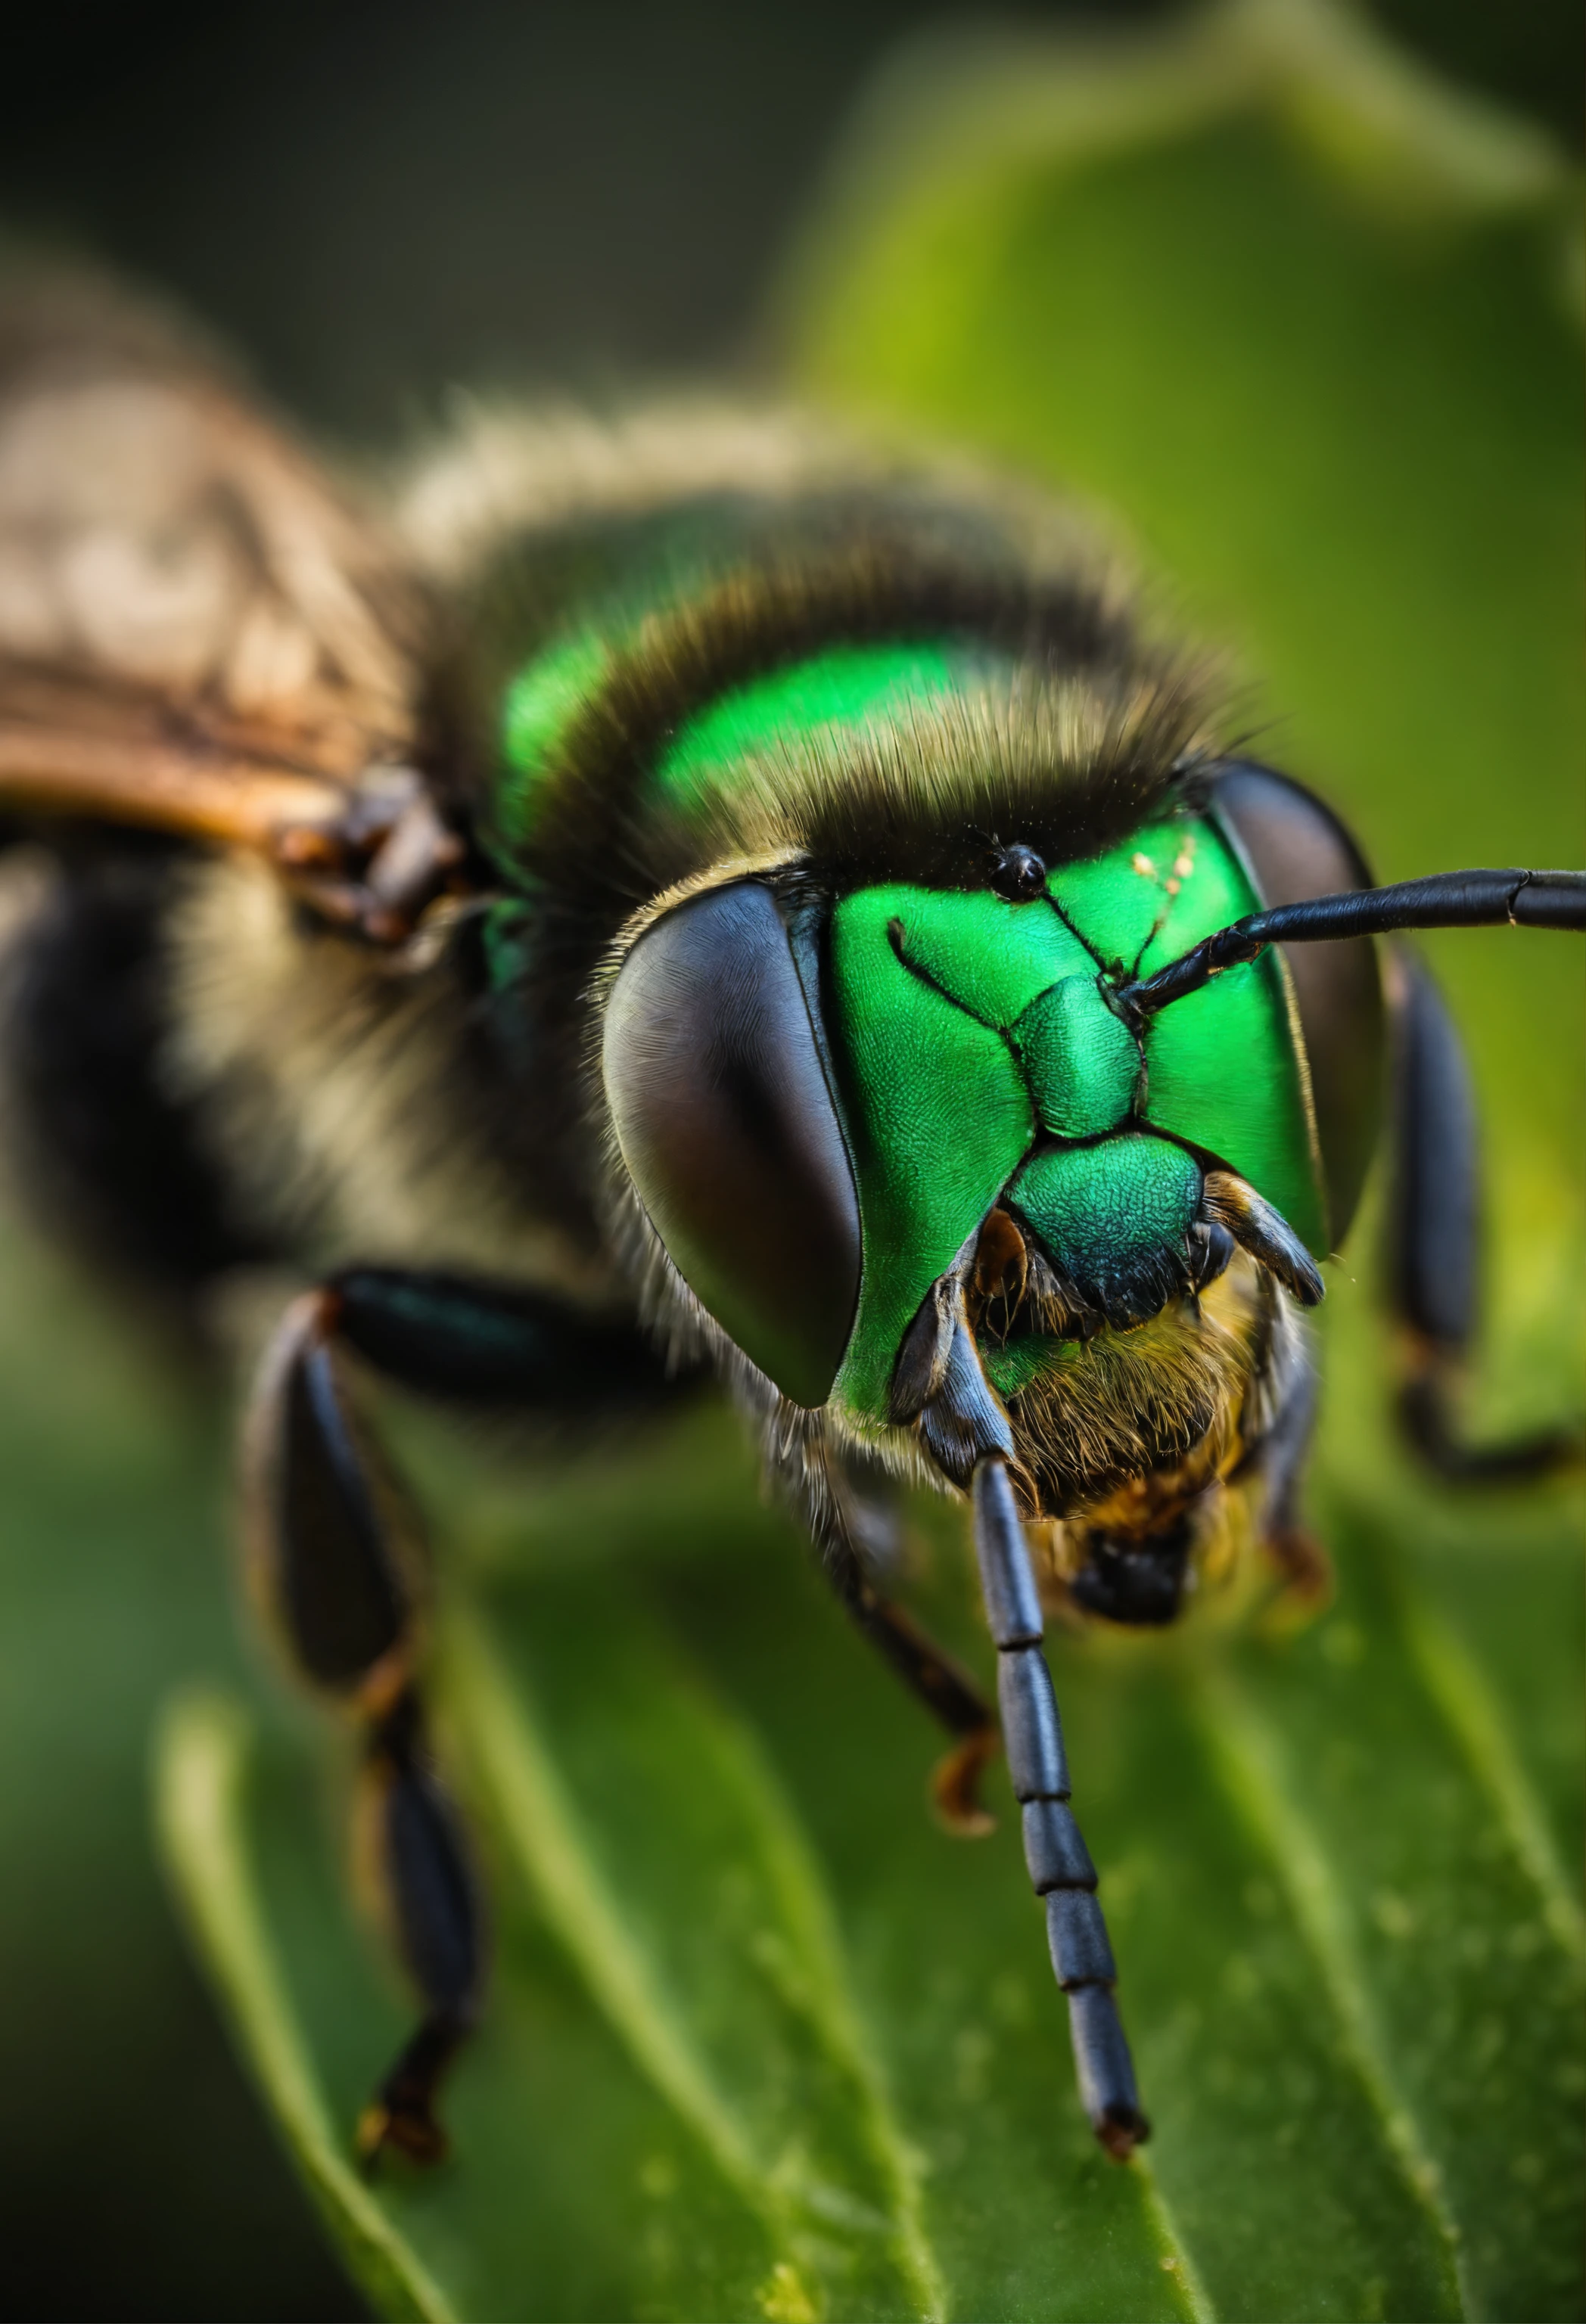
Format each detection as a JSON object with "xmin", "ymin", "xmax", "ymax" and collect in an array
[{"xmin": 602, "ymin": 881, "xmax": 861, "ymax": 1409}]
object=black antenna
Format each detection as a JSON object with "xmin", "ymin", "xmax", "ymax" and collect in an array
[{"xmin": 1112, "ymin": 868, "xmax": 1586, "ymax": 1020}]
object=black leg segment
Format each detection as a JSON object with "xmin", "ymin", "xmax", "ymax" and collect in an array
[
  {"xmin": 356, "ymin": 1689, "xmax": 485, "ymax": 2165},
  {"xmin": 772, "ymin": 1431, "xmax": 1000, "ymax": 1832},
  {"xmin": 1385, "ymin": 949, "xmax": 1583, "ymax": 1480},
  {"xmin": 244, "ymin": 1291, "xmax": 421, "ymax": 1698},
  {"xmin": 829, "ymin": 1541, "xmax": 1002, "ymax": 1833},
  {"xmin": 328, "ymin": 1266, "xmax": 697, "ymax": 1413},
  {"xmin": 972, "ymin": 1457, "xmax": 1148, "ymax": 2158},
  {"xmin": 244, "ymin": 1285, "xmax": 487, "ymax": 2164}
]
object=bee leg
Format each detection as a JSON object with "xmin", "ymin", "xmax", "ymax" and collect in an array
[
  {"xmin": 779, "ymin": 1436, "xmax": 999, "ymax": 1834},
  {"xmin": 355, "ymin": 1686, "xmax": 483, "ymax": 2164},
  {"xmin": 1248, "ymin": 1348, "xmax": 1333, "ymax": 1605},
  {"xmin": 1386, "ymin": 947, "xmax": 1584, "ymax": 1479},
  {"xmin": 243, "ymin": 1288, "xmax": 486, "ymax": 2167},
  {"xmin": 241, "ymin": 1266, "xmax": 695, "ymax": 2159},
  {"xmin": 973, "ymin": 1456, "xmax": 1148, "ymax": 2158},
  {"xmin": 324, "ymin": 1264, "xmax": 699, "ymax": 1414},
  {"xmin": 829, "ymin": 1538, "xmax": 1003, "ymax": 1836}
]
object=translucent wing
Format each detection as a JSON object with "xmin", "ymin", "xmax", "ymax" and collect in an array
[{"xmin": 0, "ymin": 257, "xmax": 449, "ymax": 928}]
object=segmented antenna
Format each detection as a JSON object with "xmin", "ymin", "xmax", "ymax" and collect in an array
[
  {"xmin": 1114, "ymin": 866, "xmax": 1586, "ymax": 1020},
  {"xmin": 915, "ymin": 1313, "xmax": 1148, "ymax": 2155},
  {"xmin": 972, "ymin": 1456, "xmax": 1149, "ymax": 2157}
]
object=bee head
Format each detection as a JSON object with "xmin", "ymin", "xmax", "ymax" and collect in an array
[{"xmin": 602, "ymin": 794, "xmax": 1339, "ymax": 1484}]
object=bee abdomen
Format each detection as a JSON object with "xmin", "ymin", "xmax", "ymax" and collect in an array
[{"xmin": 0, "ymin": 846, "xmax": 275, "ymax": 1299}]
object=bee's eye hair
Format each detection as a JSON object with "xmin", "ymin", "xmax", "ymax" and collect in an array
[{"xmin": 990, "ymin": 843, "xmax": 1047, "ymax": 903}]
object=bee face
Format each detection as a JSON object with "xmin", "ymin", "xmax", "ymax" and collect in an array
[{"xmin": 602, "ymin": 795, "xmax": 1329, "ymax": 1504}]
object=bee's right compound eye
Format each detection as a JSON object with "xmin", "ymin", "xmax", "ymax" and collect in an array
[{"xmin": 602, "ymin": 881, "xmax": 861, "ymax": 1409}]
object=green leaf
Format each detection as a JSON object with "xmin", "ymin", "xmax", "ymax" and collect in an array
[
  {"xmin": 154, "ymin": 6, "xmax": 1582, "ymax": 2316},
  {"xmin": 155, "ymin": 1434, "xmax": 1581, "ymax": 2318},
  {"xmin": 155, "ymin": 1499, "xmax": 1204, "ymax": 2323}
]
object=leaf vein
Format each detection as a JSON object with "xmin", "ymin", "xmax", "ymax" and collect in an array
[
  {"xmin": 154, "ymin": 1692, "xmax": 459, "ymax": 2324},
  {"xmin": 1398, "ymin": 1587, "xmax": 1586, "ymax": 1966},
  {"xmin": 1190, "ymin": 1669, "xmax": 1470, "ymax": 2322},
  {"xmin": 449, "ymin": 1609, "xmax": 947, "ymax": 2319}
]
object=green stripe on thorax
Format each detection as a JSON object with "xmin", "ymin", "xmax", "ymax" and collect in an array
[
  {"xmin": 477, "ymin": 499, "xmax": 1207, "ymax": 936},
  {"xmin": 651, "ymin": 642, "xmax": 962, "ymax": 809},
  {"xmin": 499, "ymin": 632, "xmax": 611, "ymax": 843},
  {"xmin": 497, "ymin": 633, "xmax": 983, "ymax": 844}
]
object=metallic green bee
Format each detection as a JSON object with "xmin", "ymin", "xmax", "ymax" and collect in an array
[{"xmin": 1, "ymin": 265, "xmax": 1580, "ymax": 2165}]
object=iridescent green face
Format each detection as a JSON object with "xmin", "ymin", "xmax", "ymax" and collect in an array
[
  {"xmin": 604, "ymin": 806, "xmax": 1323, "ymax": 1418},
  {"xmin": 823, "ymin": 815, "xmax": 1323, "ymax": 1422}
]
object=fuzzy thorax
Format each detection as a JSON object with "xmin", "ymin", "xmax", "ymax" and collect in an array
[{"xmin": 162, "ymin": 854, "xmax": 612, "ymax": 1300}]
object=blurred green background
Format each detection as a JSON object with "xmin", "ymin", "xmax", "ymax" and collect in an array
[{"xmin": 1, "ymin": 4, "xmax": 1581, "ymax": 2319}]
